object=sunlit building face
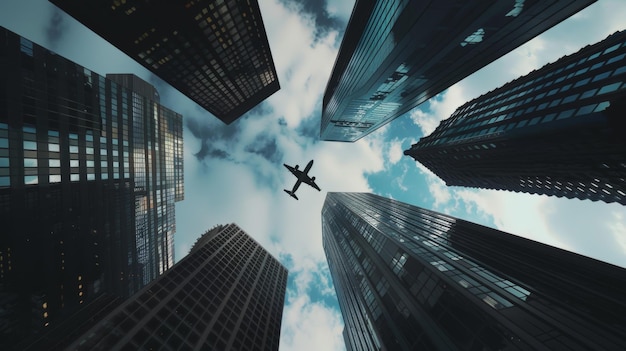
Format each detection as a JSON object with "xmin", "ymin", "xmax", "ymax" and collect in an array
[{"xmin": 320, "ymin": 0, "xmax": 596, "ymax": 142}]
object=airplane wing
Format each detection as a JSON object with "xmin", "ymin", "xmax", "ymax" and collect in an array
[
  {"xmin": 284, "ymin": 161, "xmax": 320, "ymax": 196},
  {"xmin": 302, "ymin": 176, "xmax": 321, "ymax": 191},
  {"xmin": 284, "ymin": 164, "xmax": 304, "ymax": 178}
]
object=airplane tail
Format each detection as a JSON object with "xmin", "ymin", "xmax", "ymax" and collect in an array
[{"xmin": 284, "ymin": 189, "xmax": 299, "ymax": 200}]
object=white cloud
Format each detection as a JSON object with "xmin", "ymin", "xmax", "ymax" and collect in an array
[
  {"xmin": 325, "ymin": 0, "xmax": 357, "ymax": 23},
  {"xmin": 409, "ymin": 85, "xmax": 467, "ymax": 136},
  {"xmin": 413, "ymin": 162, "xmax": 452, "ymax": 209},
  {"xmin": 259, "ymin": 0, "xmax": 341, "ymax": 129},
  {"xmin": 280, "ymin": 294, "xmax": 345, "ymax": 351},
  {"xmin": 387, "ymin": 138, "xmax": 404, "ymax": 165}
]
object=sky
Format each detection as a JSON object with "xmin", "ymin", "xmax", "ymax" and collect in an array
[{"xmin": 1, "ymin": 1, "xmax": 626, "ymax": 350}]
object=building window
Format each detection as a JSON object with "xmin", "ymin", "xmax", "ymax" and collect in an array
[
  {"xmin": 20, "ymin": 37, "xmax": 33, "ymax": 56},
  {"xmin": 23, "ymin": 141, "xmax": 37, "ymax": 150},
  {"xmin": 597, "ymin": 82, "xmax": 622, "ymax": 95},
  {"xmin": 391, "ymin": 252, "xmax": 408, "ymax": 276}
]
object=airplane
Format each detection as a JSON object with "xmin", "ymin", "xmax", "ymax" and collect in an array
[{"xmin": 283, "ymin": 160, "xmax": 321, "ymax": 200}]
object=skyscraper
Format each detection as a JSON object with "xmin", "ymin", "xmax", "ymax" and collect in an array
[
  {"xmin": 405, "ymin": 30, "xmax": 626, "ymax": 205},
  {"xmin": 320, "ymin": 0, "xmax": 596, "ymax": 142},
  {"xmin": 60, "ymin": 224, "xmax": 288, "ymax": 351},
  {"xmin": 0, "ymin": 27, "xmax": 183, "ymax": 348},
  {"xmin": 50, "ymin": 0, "xmax": 280, "ymax": 124},
  {"xmin": 322, "ymin": 192, "xmax": 626, "ymax": 350}
]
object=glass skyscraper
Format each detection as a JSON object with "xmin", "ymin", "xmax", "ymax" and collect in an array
[
  {"xmin": 61, "ymin": 224, "xmax": 288, "ymax": 351},
  {"xmin": 322, "ymin": 192, "xmax": 626, "ymax": 350},
  {"xmin": 0, "ymin": 27, "xmax": 183, "ymax": 349},
  {"xmin": 320, "ymin": 0, "xmax": 596, "ymax": 142},
  {"xmin": 50, "ymin": 0, "xmax": 280, "ymax": 124},
  {"xmin": 405, "ymin": 30, "xmax": 626, "ymax": 205}
]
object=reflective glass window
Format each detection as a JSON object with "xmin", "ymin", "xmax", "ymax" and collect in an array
[
  {"xmin": 594, "ymin": 101, "xmax": 610, "ymax": 112},
  {"xmin": 574, "ymin": 78, "xmax": 590, "ymax": 88},
  {"xmin": 562, "ymin": 94, "xmax": 579, "ymax": 104},
  {"xmin": 528, "ymin": 116, "xmax": 542, "ymax": 125},
  {"xmin": 592, "ymin": 71, "xmax": 611, "ymax": 82},
  {"xmin": 556, "ymin": 109, "xmax": 575, "ymax": 120},
  {"xmin": 580, "ymin": 88, "xmax": 598, "ymax": 99},
  {"xmin": 24, "ymin": 175, "xmax": 38, "ymax": 185},
  {"xmin": 24, "ymin": 158, "xmax": 37, "ymax": 167},
  {"xmin": 559, "ymin": 84, "xmax": 572, "ymax": 92},
  {"xmin": 598, "ymin": 82, "xmax": 622, "ymax": 95},
  {"xmin": 533, "ymin": 92, "xmax": 546, "ymax": 100},
  {"xmin": 590, "ymin": 61, "xmax": 604, "ymax": 71},
  {"xmin": 542, "ymin": 113, "xmax": 557, "ymax": 123},
  {"xmin": 603, "ymin": 43, "xmax": 621, "ymax": 55},
  {"xmin": 607, "ymin": 53, "xmax": 625, "ymax": 65},
  {"xmin": 23, "ymin": 141, "xmax": 37, "ymax": 150},
  {"xmin": 548, "ymin": 99, "xmax": 561, "ymax": 108},
  {"xmin": 588, "ymin": 51, "xmax": 601, "ymax": 61},
  {"xmin": 613, "ymin": 66, "xmax": 626, "ymax": 76},
  {"xmin": 576, "ymin": 104, "xmax": 597, "ymax": 116}
]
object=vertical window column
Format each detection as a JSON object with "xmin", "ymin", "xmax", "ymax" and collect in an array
[
  {"xmin": 0, "ymin": 123, "xmax": 9, "ymax": 187},
  {"xmin": 23, "ymin": 125, "xmax": 38, "ymax": 185}
]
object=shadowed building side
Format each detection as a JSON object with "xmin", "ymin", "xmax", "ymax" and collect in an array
[
  {"xmin": 50, "ymin": 0, "xmax": 280, "ymax": 124},
  {"xmin": 0, "ymin": 27, "xmax": 183, "ymax": 349},
  {"xmin": 405, "ymin": 30, "xmax": 626, "ymax": 204},
  {"xmin": 322, "ymin": 192, "xmax": 626, "ymax": 350},
  {"xmin": 62, "ymin": 224, "xmax": 288, "ymax": 351}
]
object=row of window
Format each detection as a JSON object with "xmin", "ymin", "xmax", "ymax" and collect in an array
[{"xmin": 419, "ymin": 36, "xmax": 626, "ymax": 148}]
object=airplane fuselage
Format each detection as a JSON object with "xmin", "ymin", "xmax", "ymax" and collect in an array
[{"xmin": 284, "ymin": 160, "xmax": 320, "ymax": 200}]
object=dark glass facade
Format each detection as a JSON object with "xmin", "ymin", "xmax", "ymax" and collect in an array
[
  {"xmin": 323, "ymin": 192, "xmax": 626, "ymax": 350},
  {"xmin": 63, "ymin": 224, "xmax": 288, "ymax": 351},
  {"xmin": 405, "ymin": 30, "xmax": 626, "ymax": 205},
  {"xmin": 50, "ymin": 0, "xmax": 280, "ymax": 124},
  {"xmin": 321, "ymin": 0, "xmax": 596, "ymax": 142},
  {"xmin": 0, "ymin": 27, "xmax": 183, "ymax": 349}
]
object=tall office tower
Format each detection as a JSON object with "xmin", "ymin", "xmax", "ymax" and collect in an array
[
  {"xmin": 59, "ymin": 224, "xmax": 288, "ymax": 351},
  {"xmin": 405, "ymin": 30, "xmax": 626, "ymax": 205},
  {"xmin": 50, "ymin": 0, "xmax": 280, "ymax": 124},
  {"xmin": 320, "ymin": 0, "xmax": 596, "ymax": 142},
  {"xmin": 0, "ymin": 27, "xmax": 183, "ymax": 348},
  {"xmin": 322, "ymin": 192, "xmax": 626, "ymax": 350}
]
